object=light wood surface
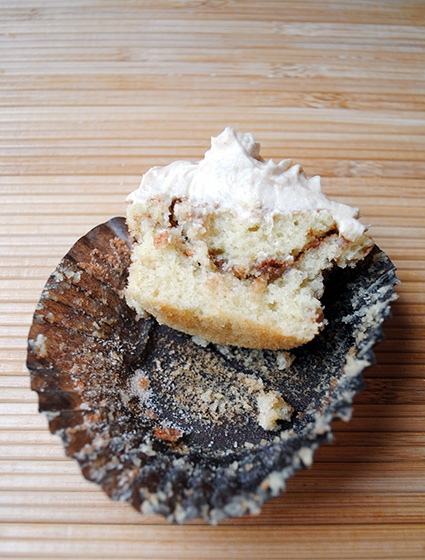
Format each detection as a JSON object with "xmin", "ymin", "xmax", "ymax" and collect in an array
[{"xmin": 1, "ymin": 1, "xmax": 424, "ymax": 558}]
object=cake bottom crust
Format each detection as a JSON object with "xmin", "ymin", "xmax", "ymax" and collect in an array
[{"xmin": 127, "ymin": 295, "xmax": 313, "ymax": 350}]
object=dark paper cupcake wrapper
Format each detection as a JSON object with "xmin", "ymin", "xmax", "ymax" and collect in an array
[{"xmin": 27, "ymin": 217, "xmax": 398, "ymax": 523}]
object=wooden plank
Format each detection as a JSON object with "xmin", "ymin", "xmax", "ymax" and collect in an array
[
  {"xmin": 1, "ymin": 523, "xmax": 425, "ymax": 560},
  {"xmin": 1, "ymin": 491, "xmax": 425, "ymax": 527}
]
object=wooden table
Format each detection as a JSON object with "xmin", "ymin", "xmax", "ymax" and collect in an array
[{"xmin": 1, "ymin": 1, "xmax": 424, "ymax": 558}]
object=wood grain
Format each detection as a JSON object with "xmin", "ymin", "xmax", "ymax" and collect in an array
[{"xmin": 1, "ymin": 0, "xmax": 424, "ymax": 558}]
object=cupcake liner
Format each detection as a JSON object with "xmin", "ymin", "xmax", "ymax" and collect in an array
[{"xmin": 27, "ymin": 217, "xmax": 398, "ymax": 523}]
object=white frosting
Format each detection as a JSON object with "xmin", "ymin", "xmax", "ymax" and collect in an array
[{"xmin": 127, "ymin": 127, "xmax": 366, "ymax": 237}]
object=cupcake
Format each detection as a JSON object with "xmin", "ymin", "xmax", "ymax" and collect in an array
[
  {"xmin": 125, "ymin": 128, "xmax": 373, "ymax": 349},
  {"xmin": 27, "ymin": 131, "xmax": 397, "ymax": 523}
]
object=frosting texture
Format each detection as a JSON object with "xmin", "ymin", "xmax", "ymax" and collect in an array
[{"xmin": 127, "ymin": 127, "xmax": 366, "ymax": 237}]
